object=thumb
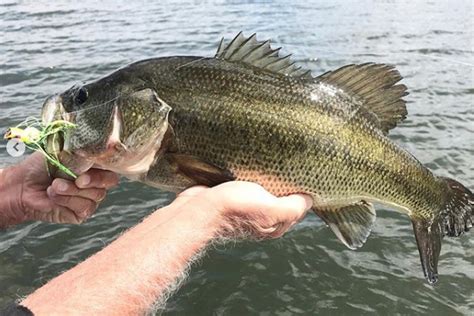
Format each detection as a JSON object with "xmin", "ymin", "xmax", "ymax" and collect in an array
[{"xmin": 271, "ymin": 194, "xmax": 313, "ymax": 223}]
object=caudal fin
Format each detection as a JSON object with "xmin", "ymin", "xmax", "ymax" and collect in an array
[
  {"xmin": 411, "ymin": 177, "xmax": 473, "ymax": 284},
  {"xmin": 440, "ymin": 177, "xmax": 473, "ymax": 236}
]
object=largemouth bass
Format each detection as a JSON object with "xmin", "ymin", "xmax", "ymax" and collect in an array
[{"xmin": 41, "ymin": 32, "xmax": 472, "ymax": 284}]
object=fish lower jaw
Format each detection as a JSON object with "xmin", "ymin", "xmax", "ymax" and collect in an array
[{"xmin": 94, "ymin": 148, "xmax": 158, "ymax": 176}]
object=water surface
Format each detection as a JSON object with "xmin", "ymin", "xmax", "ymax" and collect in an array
[{"xmin": 0, "ymin": 1, "xmax": 473, "ymax": 314}]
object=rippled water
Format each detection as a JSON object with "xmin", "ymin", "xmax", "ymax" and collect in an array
[{"xmin": 1, "ymin": 0, "xmax": 473, "ymax": 314}]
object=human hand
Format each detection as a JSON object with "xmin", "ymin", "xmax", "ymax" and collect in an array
[
  {"xmin": 174, "ymin": 181, "xmax": 313, "ymax": 239},
  {"xmin": 2, "ymin": 152, "xmax": 119, "ymax": 226}
]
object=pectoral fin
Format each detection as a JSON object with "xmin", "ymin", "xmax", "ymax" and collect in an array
[
  {"xmin": 167, "ymin": 153, "xmax": 235, "ymax": 187},
  {"xmin": 313, "ymin": 201, "xmax": 376, "ymax": 249}
]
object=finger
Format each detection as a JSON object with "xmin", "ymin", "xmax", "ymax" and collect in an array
[
  {"xmin": 47, "ymin": 187, "xmax": 98, "ymax": 218},
  {"xmin": 256, "ymin": 220, "xmax": 293, "ymax": 239},
  {"xmin": 51, "ymin": 179, "xmax": 107, "ymax": 202},
  {"xmin": 33, "ymin": 204, "xmax": 85, "ymax": 225},
  {"xmin": 177, "ymin": 185, "xmax": 209, "ymax": 198},
  {"xmin": 174, "ymin": 186, "xmax": 209, "ymax": 206},
  {"xmin": 250, "ymin": 220, "xmax": 293, "ymax": 239},
  {"xmin": 50, "ymin": 205, "xmax": 86, "ymax": 224},
  {"xmin": 75, "ymin": 169, "xmax": 119, "ymax": 189},
  {"xmin": 295, "ymin": 205, "xmax": 310, "ymax": 222},
  {"xmin": 270, "ymin": 194, "xmax": 313, "ymax": 223},
  {"xmin": 254, "ymin": 194, "xmax": 311, "ymax": 238},
  {"xmin": 268, "ymin": 222, "xmax": 289, "ymax": 239}
]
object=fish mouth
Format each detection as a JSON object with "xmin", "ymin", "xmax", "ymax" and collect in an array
[
  {"xmin": 40, "ymin": 93, "xmax": 127, "ymax": 161},
  {"xmin": 41, "ymin": 94, "xmax": 68, "ymax": 125},
  {"xmin": 39, "ymin": 90, "xmax": 173, "ymax": 177},
  {"xmin": 40, "ymin": 94, "xmax": 95, "ymax": 175},
  {"xmin": 41, "ymin": 94, "xmax": 69, "ymax": 155}
]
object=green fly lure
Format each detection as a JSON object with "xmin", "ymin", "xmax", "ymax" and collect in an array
[{"xmin": 4, "ymin": 118, "xmax": 77, "ymax": 178}]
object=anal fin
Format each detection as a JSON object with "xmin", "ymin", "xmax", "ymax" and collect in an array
[
  {"xmin": 313, "ymin": 201, "xmax": 376, "ymax": 249},
  {"xmin": 411, "ymin": 217, "xmax": 443, "ymax": 284}
]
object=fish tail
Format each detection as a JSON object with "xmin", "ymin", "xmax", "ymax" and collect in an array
[
  {"xmin": 411, "ymin": 177, "xmax": 473, "ymax": 284},
  {"xmin": 440, "ymin": 177, "xmax": 473, "ymax": 236}
]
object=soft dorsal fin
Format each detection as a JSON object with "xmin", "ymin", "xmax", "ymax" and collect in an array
[
  {"xmin": 317, "ymin": 63, "xmax": 409, "ymax": 134},
  {"xmin": 215, "ymin": 32, "xmax": 312, "ymax": 79},
  {"xmin": 313, "ymin": 201, "xmax": 376, "ymax": 249}
]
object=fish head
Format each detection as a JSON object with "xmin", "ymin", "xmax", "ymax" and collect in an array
[{"xmin": 41, "ymin": 81, "xmax": 172, "ymax": 177}]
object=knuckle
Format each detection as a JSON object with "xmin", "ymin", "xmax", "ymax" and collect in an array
[
  {"xmin": 104, "ymin": 172, "xmax": 119, "ymax": 187},
  {"xmin": 79, "ymin": 199, "xmax": 97, "ymax": 215},
  {"xmin": 254, "ymin": 223, "xmax": 278, "ymax": 239},
  {"xmin": 269, "ymin": 231, "xmax": 285, "ymax": 239},
  {"xmin": 282, "ymin": 209, "xmax": 304, "ymax": 223},
  {"xmin": 110, "ymin": 172, "xmax": 120, "ymax": 183},
  {"xmin": 268, "ymin": 222, "xmax": 288, "ymax": 239},
  {"xmin": 86, "ymin": 200, "xmax": 98, "ymax": 212},
  {"xmin": 54, "ymin": 194, "xmax": 73, "ymax": 206},
  {"xmin": 74, "ymin": 212, "xmax": 87, "ymax": 224},
  {"xmin": 94, "ymin": 189, "xmax": 107, "ymax": 202},
  {"xmin": 290, "ymin": 212, "xmax": 302, "ymax": 223}
]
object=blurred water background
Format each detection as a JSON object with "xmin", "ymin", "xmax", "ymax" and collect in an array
[{"xmin": 0, "ymin": 0, "xmax": 473, "ymax": 314}]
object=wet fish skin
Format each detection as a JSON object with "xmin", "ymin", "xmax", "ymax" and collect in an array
[
  {"xmin": 41, "ymin": 33, "xmax": 473, "ymax": 284},
  {"xmin": 156, "ymin": 59, "xmax": 441, "ymax": 206},
  {"xmin": 42, "ymin": 84, "xmax": 171, "ymax": 176}
]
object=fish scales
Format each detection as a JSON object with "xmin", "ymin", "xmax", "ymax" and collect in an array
[
  {"xmin": 40, "ymin": 33, "xmax": 473, "ymax": 284},
  {"xmin": 146, "ymin": 58, "xmax": 445, "ymax": 218}
]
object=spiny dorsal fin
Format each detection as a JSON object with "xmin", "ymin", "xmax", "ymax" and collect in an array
[
  {"xmin": 317, "ymin": 63, "xmax": 408, "ymax": 134},
  {"xmin": 215, "ymin": 32, "xmax": 313, "ymax": 79},
  {"xmin": 313, "ymin": 201, "xmax": 376, "ymax": 249}
]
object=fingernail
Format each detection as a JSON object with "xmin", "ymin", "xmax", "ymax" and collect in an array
[
  {"xmin": 57, "ymin": 181, "xmax": 69, "ymax": 192},
  {"xmin": 77, "ymin": 174, "xmax": 91, "ymax": 187},
  {"xmin": 47, "ymin": 186, "xmax": 56, "ymax": 197}
]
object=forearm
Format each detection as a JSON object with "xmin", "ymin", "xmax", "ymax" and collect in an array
[
  {"xmin": 21, "ymin": 196, "xmax": 223, "ymax": 315},
  {"xmin": 0, "ymin": 165, "xmax": 26, "ymax": 228}
]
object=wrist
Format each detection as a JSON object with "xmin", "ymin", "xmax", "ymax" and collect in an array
[
  {"xmin": 173, "ymin": 192, "xmax": 245, "ymax": 241},
  {"xmin": 0, "ymin": 163, "xmax": 28, "ymax": 227},
  {"xmin": 149, "ymin": 194, "xmax": 225, "ymax": 239}
]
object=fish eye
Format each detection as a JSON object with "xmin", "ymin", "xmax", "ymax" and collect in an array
[{"xmin": 75, "ymin": 87, "xmax": 88, "ymax": 105}]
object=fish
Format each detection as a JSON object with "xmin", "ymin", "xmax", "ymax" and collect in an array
[{"xmin": 40, "ymin": 32, "xmax": 473, "ymax": 284}]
